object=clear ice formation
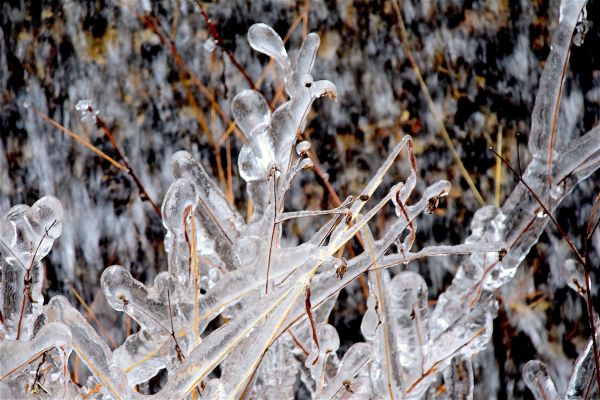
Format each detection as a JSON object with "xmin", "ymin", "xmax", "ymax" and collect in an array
[{"xmin": 2, "ymin": 6, "xmax": 600, "ymax": 398}]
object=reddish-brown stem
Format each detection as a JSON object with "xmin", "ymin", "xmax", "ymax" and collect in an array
[
  {"xmin": 288, "ymin": 330, "xmax": 310, "ymax": 356},
  {"xmin": 305, "ymin": 285, "xmax": 320, "ymax": 365},
  {"xmin": 94, "ymin": 113, "xmax": 162, "ymax": 219},
  {"xmin": 15, "ymin": 295, "xmax": 27, "ymax": 340},
  {"xmin": 166, "ymin": 290, "xmax": 185, "ymax": 362},
  {"xmin": 194, "ymin": 1, "xmax": 259, "ymax": 92},
  {"xmin": 266, "ymin": 174, "xmax": 278, "ymax": 294}
]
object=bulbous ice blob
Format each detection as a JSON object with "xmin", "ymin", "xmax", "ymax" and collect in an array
[
  {"xmin": 231, "ymin": 90, "xmax": 270, "ymax": 140},
  {"xmin": 248, "ymin": 24, "xmax": 290, "ymax": 72},
  {"xmin": 298, "ymin": 158, "xmax": 314, "ymax": 171},
  {"xmin": 361, "ymin": 295, "xmax": 379, "ymax": 341},
  {"xmin": 295, "ymin": 140, "xmax": 311, "ymax": 156},
  {"xmin": 319, "ymin": 341, "xmax": 372, "ymax": 398},
  {"xmin": 101, "ymin": 265, "xmax": 171, "ymax": 335},
  {"xmin": 306, "ymin": 324, "xmax": 340, "ymax": 367},
  {"xmin": 238, "ymin": 132, "xmax": 276, "ymax": 182},
  {"xmin": 523, "ymin": 360, "xmax": 560, "ymax": 400},
  {"xmin": 162, "ymin": 178, "xmax": 196, "ymax": 235},
  {"xmin": 26, "ymin": 195, "xmax": 64, "ymax": 239},
  {"xmin": 75, "ymin": 99, "xmax": 99, "ymax": 125}
]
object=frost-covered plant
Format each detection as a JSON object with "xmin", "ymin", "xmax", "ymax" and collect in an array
[{"xmin": 2, "ymin": 2, "xmax": 600, "ymax": 398}]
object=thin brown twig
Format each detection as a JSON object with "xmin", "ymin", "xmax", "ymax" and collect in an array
[
  {"xmin": 194, "ymin": 1, "xmax": 259, "ymax": 92},
  {"xmin": 94, "ymin": 113, "xmax": 162, "ymax": 218},
  {"xmin": 305, "ymin": 285, "xmax": 320, "ymax": 365},
  {"xmin": 167, "ymin": 290, "xmax": 185, "ymax": 362},
  {"xmin": 288, "ymin": 330, "xmax": 309, "ymax": 356},
  {"xmin": 27, "ymin": 105, "xmax": 126, "ymax": 172}
]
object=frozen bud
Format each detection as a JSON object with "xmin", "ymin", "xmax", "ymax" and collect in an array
[
  {"xmin": 295, "ymin": 141, "xmax": 311, "ymax": 156},
  {"xmin": 298, "ymin": 158, "xmax": 314, "ymax": 171}
]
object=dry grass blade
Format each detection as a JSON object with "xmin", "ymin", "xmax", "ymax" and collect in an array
[
  {"xmin": 495, "ymin": 127, "xmax": 503, "ymax": 207},
  {"xmin": 390, "ymin": 0, "xmax": 485, "ymax": 207},
  {"xmin": 27, "ymin": 105, "xmax": 126, "ymax": 172}
]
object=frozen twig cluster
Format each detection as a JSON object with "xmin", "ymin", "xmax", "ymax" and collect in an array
[{"xmin": 2, "ymin": 2, "xmax": 600, "ymax": 398}]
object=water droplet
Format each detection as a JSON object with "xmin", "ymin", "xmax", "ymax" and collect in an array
[
  {"xmin": 204, "ymin": 38, "xmax": 216, "ymax": 53},
  {"xmin": 75, "ymin": 100, "xmax": 99, "ymax": 125},
  {"xmin": 536, "ymin": 209, "xmax": 547, "ymax": 218},
  {"xmin": 550, "ymin": 185, "xmax": 564, "ymax": 200}
]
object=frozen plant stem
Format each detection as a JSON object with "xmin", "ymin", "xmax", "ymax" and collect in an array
[{"xmin": 490, "ymin": 146, "xmax": 600, "ymax": 392}]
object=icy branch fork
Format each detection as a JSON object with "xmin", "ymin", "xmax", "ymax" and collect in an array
[{"xmin": 3, "ymin": 10, "xmax": 600, "ymax": 399}]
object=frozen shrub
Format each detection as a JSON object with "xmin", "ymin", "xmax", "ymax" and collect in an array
[{"xmin": 1, "ymin": 1, "xmax": 600, "ymax": 398}]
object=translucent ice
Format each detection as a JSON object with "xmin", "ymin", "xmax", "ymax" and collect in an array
[{"xmin": 75, "ymin": 99, "xmax": 99, "ymax": 125}]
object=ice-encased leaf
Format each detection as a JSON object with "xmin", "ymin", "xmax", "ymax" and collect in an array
[
  {"xmin": 566, "ymin": 334, "xmax": 600, "ymax": 399},
  {"xmin": 296, "ymin": 33, "xmax": 319, "ymax": 78},
  {"xmin": 113, "ymin": 329, "xmax": 165, "ymax": 386}
]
